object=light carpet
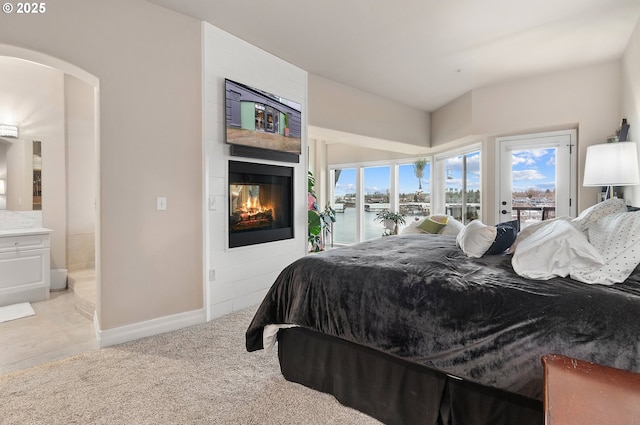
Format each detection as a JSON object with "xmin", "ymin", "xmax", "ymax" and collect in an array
[
  {"xmin": 0, "ymin": 302, "xmax": 35, "ymax": 324},
  {"xmin": 0, "ymin": 305, "xmax": 381, "ymax": 425}
]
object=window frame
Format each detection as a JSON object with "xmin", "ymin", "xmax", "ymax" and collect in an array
[
  {"xmin": 328, "ymin": 158, "xmax": 433, "ymax": 245},
  {"xmin": 433, "ymin": 143, "xmax": 482, "ymax": 224}
]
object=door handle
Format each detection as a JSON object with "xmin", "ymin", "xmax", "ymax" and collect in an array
[{"xmin": 501, "ymin": 210, "xmax": 511, "ymax": 215}]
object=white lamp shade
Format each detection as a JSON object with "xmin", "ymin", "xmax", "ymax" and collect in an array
[
  {"xmin": 0, "ymin": 179, "xmax": 4, "ymax": 195},
  {"xmin": 583, "ymin": 142, "xmax": 640, "ymax": 187}
]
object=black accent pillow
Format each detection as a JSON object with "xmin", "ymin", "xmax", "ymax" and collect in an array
[
  {"xmin": 500, "ymin": 219, "xmax": 520, "ymax": 233},
  {"xmin": 484, "ymin": 220, "xmax": 518, "ymax": 255}
]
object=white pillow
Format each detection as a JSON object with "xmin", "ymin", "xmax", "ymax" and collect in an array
[
  {"xmin": 400, "ymin": 215, "xmax": 465, "ymax": 236},
  {"xmin": 456, "ymin": 219, "xmax": 497, "ymax": 258},
  {"xmin": 571, "ymin": 211, "xmax": 640, "ymax": 285},
  {"xmin": 509, "ymin": 217, "xmax": 564, "ymax": 254},
  {"xmin": 400, "ymin": 219, "xmax": 422, "ymax": 235},
  {"xmin": 512, "ymin": 219, "xmax": 604, "ymax": 280},
  {"xmin": 572, "ymin": 198, "xmax": 628, "ymax": 233},
  {"xmin": 440, "ymin": 217, "xmax": 465, "ymax": 236}
]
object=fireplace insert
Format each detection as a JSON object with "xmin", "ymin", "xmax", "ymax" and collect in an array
[{"xmin": 228, "ymin": 160, "xmax": 294, "ymax": 248}]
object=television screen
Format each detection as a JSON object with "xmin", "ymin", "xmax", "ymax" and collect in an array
[{"xmin": 225, "ymin": 79, "xmax": 302, "ymax": 155}]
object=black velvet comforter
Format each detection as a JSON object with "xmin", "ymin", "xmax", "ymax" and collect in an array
[{"xmin": 246, "ymin": 234, "xmax": 640, "ymax": 401}]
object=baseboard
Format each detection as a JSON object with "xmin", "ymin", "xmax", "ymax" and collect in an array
[{"xmin": 96, "ymin": 307, "xmax": 207, "ymax": 348}]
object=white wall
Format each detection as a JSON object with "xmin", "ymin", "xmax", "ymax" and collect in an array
[
  {"xmin": 309, "ymin": 74, "xmax": 431, "ymax": 149},
  {"xmin": 308, "ymin": 75, "xmax": 432, "ymax": 210},
  {"xmin": 326, "ymin": 143, "xmax": 417, "ymax": 165},
  {"xmin": 0, "ymin": 0, "xmax": 203, "ymax": 334},
  {"xmin": 0, "ymin": 56, "xmax": 67, "ymax": 268},
  {"xmin": 431, "ymin": 92, "xmax": 472, "ymax": 145},
  {"xmin": 622, "ymin": 17, "xmax": 640, "ymax": 206},
  {"xmin": 203, "ymin": 23, "xmax": 308, "ymax": 318},
  {"xmin": 0, "ymin": 60, "xmax": 98, "ymax": 276},
  {"xmin": 0, "ymin": 142, "xmax": 5, "ymax": 209},
  {"xmin": 65, "ymin": 74, "xmax": 96, "ymax": 271},
  {"xmin": 315, "ymin": 61, "xmax": 622, "ymax": 223},
  {"xmin": 431, "ymin": 60, "xmax": 622, "ymax": 218}
]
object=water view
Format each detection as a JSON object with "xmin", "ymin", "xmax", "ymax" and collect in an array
[
  {"xmin": 327, "ymin": 202, "xmax": 548, "ymax": 247},
  {"xmin": 327, "ymin": 147, "xmax": 557, "ymax": 246},
  {"xmin": 328, "ymin": 208, "xmax": 424, "ymax": 246}
]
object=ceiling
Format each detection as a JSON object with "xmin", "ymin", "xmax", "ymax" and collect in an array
[{"xmin": 145, "ymin": 0, "xmax": 640, "ymax": 112}]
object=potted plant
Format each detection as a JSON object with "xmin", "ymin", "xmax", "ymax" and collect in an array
[
  {"xmin": 307, "ymin": 171, "xmax": 336, "ymax": 252},
  {"xmin": 308, "ymin": 171, "xmax": 321, "ymax": 251},
  {"xmin": 374, "ymin": 210, "xmax": 406, "ymax": 236},
  {"xmin": 413, "ymin": 158, "xmax": 427, "ymax": 190}
]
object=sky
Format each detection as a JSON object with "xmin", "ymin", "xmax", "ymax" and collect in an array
[
  {"xmin": 332, "ymin": 148, "xmax": 556, "ymax": 197},
  {"xmin": 333, "ymin": 166, "xmax": 430, "ymax": 197},
  {"xmin": 510, "ymin": 148, "xmax": 556, "ymax": 193}
]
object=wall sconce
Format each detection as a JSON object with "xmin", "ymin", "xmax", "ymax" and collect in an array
[
  {"xmin": 583, "ymin": 141, "xmax": 640, "ymax": 199},
  {"xmin": 0, "ymin": 179, "xmax": 5, "ymax": 195},
  {"xmin": 0, "ymin": 124, "xmax": 19, "ymax": 139}
]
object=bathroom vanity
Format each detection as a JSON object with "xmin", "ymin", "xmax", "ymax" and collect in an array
[{"xmin": 0, "ymin": 228, "xmax": 51, "ymax": 307}]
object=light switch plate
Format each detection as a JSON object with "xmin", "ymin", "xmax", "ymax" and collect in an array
[{"xmin": 156, "ymin": 197, "xmax": 167, "ymax": 211}]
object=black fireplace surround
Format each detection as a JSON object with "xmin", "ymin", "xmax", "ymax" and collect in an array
[{"xmin": 228, "ymin": 160, "xmax": 294, "ymax": 248}]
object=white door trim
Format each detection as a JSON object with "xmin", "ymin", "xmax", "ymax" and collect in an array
[{"xmin": 495, "ymin": 130, "xmax": 577, "ymax": 224}]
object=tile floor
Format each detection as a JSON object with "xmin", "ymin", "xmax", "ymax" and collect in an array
[{"xmin": 0, "ymin": 288, "xmax": 97, "ymax": 375}]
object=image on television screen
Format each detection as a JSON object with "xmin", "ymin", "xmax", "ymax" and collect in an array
[{"xmin": 225, "ymin": 79, "xmax": 302, "ymax": 155}]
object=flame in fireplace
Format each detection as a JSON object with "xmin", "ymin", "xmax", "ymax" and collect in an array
[
  {"xmin": 230, "ymin": 183, "xmax": 277, "ymax": 231},
  {"xmin": 242, "ymin": 196, "xmax": 274, "ymax": 218}
]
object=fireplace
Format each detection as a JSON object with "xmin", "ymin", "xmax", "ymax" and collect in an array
[{"xmin": 228, "ymin": 160, "xmax": 294, "ymax": 248}]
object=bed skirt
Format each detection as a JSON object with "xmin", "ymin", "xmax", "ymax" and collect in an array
[{"xmin": 277, "ymin": 327, "xmax": 543, "ymax": 425}]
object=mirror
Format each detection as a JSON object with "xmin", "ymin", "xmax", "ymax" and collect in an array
[{"xmin": 0, "ymin": 139, "xmax": 42, "ymax": 211}]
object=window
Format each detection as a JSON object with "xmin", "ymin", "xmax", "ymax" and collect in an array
[
  {"xmin": 435, "ymin": 147, "xmax": 481, "ymax": 224},
  {"xmin": 331, "ymin": 168, "xmax": 357, "ymax": 245},
  {"xmin": 363, "ymin": 166, "xmax": 390, "ymax": 240},
  {"xmin": 329, "ymin": 159, "xmax": 431, "ymax": 245},
  {"xmin": 398, "ymin": 161, "xmax": 431, "ymax": 221}
]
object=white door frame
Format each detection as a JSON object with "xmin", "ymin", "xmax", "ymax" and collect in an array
[{"xmin": 495, "ymin": 130, "xmax": 577, "ymax": 224}]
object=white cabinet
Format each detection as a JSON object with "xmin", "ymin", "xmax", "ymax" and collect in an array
[{"xmin": 0, "ymin": 228, "xmax": 51, "ymax": 307}]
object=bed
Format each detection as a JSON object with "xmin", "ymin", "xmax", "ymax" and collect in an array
[{"xmin": 245, "ymin": 199, "xmax": 640, "ymax": 425}]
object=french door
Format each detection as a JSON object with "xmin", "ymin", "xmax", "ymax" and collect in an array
[{"xmin": 497, "ymin": 130, "xmax": 577, "ymax": 224}]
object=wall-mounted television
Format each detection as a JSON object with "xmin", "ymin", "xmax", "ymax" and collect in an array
[{"xmin": 225, "ymin": 79, "xmax": 302, "ymax": 162}]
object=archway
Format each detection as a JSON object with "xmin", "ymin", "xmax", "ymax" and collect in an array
[{"xmin": 0, "ymin": 44, "xmax": 101, "ymax": 347}]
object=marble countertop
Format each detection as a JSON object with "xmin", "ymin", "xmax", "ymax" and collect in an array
[{"xmin": 0, "ymin": 227, "xmax": 53, "ymax": 237}]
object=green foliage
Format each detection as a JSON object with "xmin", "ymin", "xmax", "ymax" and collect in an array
[
  {"xmin": 374, "ymin": 210, "xmax": 406, "ymax": 236},
  {"xmin": 308, "ymin": 210, "xmax": 322, "ymax": 252},
  {"xmin": 308, "ymin": 171, "xmax": 336, "ymax": 252},
  {"xmin": 308, "ymin": 210, "xmax": 322, "ymax": 236},
  {"xmin": 374, "ymin": 210, "xmax": 406, "ymax": 225},
  {"xmin": 413, "ymin": 158, "xmax": 427, "ymax": 175},
  {"xmin": 308, "ymin": 171, "xmax": 316, "ymax": 196}
]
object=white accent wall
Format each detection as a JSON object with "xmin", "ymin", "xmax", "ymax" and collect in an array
[{"xmin": 203, "ymin": 23, "xmax": 308, "ymax": 319}]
